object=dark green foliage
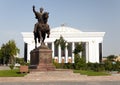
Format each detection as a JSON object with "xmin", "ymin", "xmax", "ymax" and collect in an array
[
  {"xmin": 18, "ymin": 58, "xmax": 29, "ymax": 65},
  {"xmin": 53, "ymin": 57, "xmax": 120, "ymax": 72},
  {"xmin": 107, "ymin": 55, "xmax": 117, "ymax": 61},
  {"xmin": 0, "ymin": 44, "xmax": 9, "ymax": 64},
  {"xmin": 16, "ymin": 58, "xmax": 25, "ymax": 65},
  {"xmin": 54, "ymin": 36, "xmax": 67, "ymax": 51},
  {"xmin": 73, "ymin": 43, "xmax": 83, "ymax": 54},
  {"xmin": 74, "ymin": 54, "xmax": 87, "ymax": 70},
  {"xmin": 53, "ymin": 61, "xmax": 74, "ymax": 69},
  {"xmin": 103, "ymin": 60, "xmax": 120, "ymax": 71},
  {"xmin": 63, "ymin": 63, "xmax": 74, "ymax": 69},
  {"xmin": 9, "ymin": 64, "xmax": 14, "ymax": 70},
  {"xmin": 104, "ymin": 60, "xmax": 114, "ymax": 71},
  {"xmin": 115, "ymin": 61, "xmax": 120, "ymax": 71},
  {"xmin": 73, "ymin": 42, "xmax": 87, "ymax": 70},
  {"xmin": 102, "ymin": 55, "xmax": 120, "ymax": 71},
  {"xmin": 87, "ymin": 62, "xmax": 105, "ymax": 72},
  {"xmin": 53, "ymin": 62, "xmax": 63, "ymax": 69}
]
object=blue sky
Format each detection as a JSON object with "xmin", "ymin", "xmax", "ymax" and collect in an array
[{"xmin": 0, "ymin": 0, "xmax": 120, "ymax": 57}]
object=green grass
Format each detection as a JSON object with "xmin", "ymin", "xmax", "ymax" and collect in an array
[
  {"xmin": 0, "ymin": 69, "xmax": 27, "ymax": 77},
  {"xmin": 73, "ymin": 70, "xmax": 110, "ymax": 76}
]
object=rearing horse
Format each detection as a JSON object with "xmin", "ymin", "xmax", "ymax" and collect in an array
[{"xmin": 33, "ymin": 12, "xmax": 50, "ymax": 48}]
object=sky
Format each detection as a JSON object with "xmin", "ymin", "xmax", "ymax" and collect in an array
[{"xmin": 0, "ymin": 0, "xmax": 120, "ymax": 57}]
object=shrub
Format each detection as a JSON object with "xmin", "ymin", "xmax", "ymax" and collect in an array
[
  {"xmin": 53, "ymin": 62, "xmax": 74, "ymax": 69},
  {"xmin": 74, "ymin": 54, "xmax": 87, "ymax": 70},
  {"xmin": 53, "ymin": 62, "xmax": 62, "ymax": 69},
  {"xmin": 92, "ymin": 63, "xmax": 105, "ymax": 72},
  {"xmin": 63, "ymin": 63, "xmax": 74, "ymax": 69},
  {"xmin": 87, "ymin": 62, "xmax": 105, "ymax": 72},
  {"xmin": 104, "ymin": 60, "xmax": 113, "ymax": 71},
  {"xmin": 111, "ymin": 61, "xmax": 120, "ymax": 71},
  {"xmin": 9, "ymin": 64, "xmax": 14, "ymax": 70},
  {"xmin": 115, "ymin": 61, "xmax": 120, "ymax": 71}
]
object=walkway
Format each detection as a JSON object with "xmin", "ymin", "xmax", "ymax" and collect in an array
[{"xmin": 0, "ymin": 70, "xmax": 120, "ymax": 82}]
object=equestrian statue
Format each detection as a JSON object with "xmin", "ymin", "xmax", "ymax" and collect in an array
[{"xmin": 33, "ymin": 5, "xmax": 50, "ymax": 48}]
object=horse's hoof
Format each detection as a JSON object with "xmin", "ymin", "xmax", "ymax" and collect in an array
[{"xmin": 47, "ymin": 36, "xmax": 49, "ymax": 38}]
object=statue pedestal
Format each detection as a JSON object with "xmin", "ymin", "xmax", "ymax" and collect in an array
[{"xmin": 30, "ymin": 45, "xmax": 55, "ymax": 71}]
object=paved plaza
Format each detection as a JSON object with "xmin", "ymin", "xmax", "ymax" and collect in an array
[
  {"xmin": 0, "ymin": 69, "xmax": 120, "ymax": 83},
  {"xmin": 0, "ymin": 66, "xmax": 120, "ymax": 85},
  {"xmin": 0, "ymin": 81, "xmax": 120, "ymax": 85}
]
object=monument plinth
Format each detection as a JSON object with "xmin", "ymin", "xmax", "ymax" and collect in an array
[{"xmin": 30, "ymin": 44, "xmax": 55, "ymax": 71}]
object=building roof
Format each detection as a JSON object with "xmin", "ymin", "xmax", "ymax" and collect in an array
[
  {"xmin": 50, "ymin": 26, "xmax": 105, "ymax": 38},
  {"xmin": 51, "ymin": 26, "xmax": 82, "ymax": 34},
  {"xmin": 50, "ymin": 26, "xmax": 83, "ymax": 38}
]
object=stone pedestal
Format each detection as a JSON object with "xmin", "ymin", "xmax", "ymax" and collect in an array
[{"xmin": 30, "ymin": 44, "xmax": 55, "ymax": 71}]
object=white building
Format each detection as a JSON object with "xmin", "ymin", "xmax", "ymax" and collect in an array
[{"xmin": 21, "ymin": 26, "xmax": 105, "ymax": 63}]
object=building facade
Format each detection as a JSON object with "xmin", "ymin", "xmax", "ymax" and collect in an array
[{"xmin": 21, "ymin": 26, "xmax": 105, "ymax": 63}]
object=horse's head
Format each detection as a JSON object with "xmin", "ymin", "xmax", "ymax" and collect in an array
[
  {"xmin": 43, "ymin": 12, "xmax": 49, "ymax": 24},
  {"xmin": 43, "ymin": 12, "xmax": 49, "ymax": 18}
]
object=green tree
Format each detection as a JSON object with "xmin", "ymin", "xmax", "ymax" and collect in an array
[
  {"xmin": 54, "ymin": 36, "xmax": 68, "ymax": 57},
  {"xmin": 6, "ymin": 40, "xmax": 20, "ymax": 64},
  {"xmin": 0, "ymin": 44, "xmax": 9, "ymax": 64},
  {"xmin": 0, "ymin": 49, "xmax": 2, "ymax": 64},
  {"xmin": 73, "ymin": 43, "xmax": 83, "ymax": 54},
  {"xmin": 74, "ymin": 54, "xmax": 86, "ymax": 70},
  {"xmin": 0, "ymin": 40, "xmax": 20, "ymax": 65},
  {"xmin": 107, "ymin": 55, "xmax": 117, "ymax": 61},
  {"xmin": 54, "ymin": 36, "xmax": 67, "ymax": 51},
  {"xmin": 104, "ymin": 60, "xmax": 113, "ymax": 71},
  {"xmin": 73, "ymin": 43, "xmax": 86, "ymax": 70}
]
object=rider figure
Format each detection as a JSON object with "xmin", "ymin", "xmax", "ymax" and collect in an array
[{"xmin": 33, "ymin": 5, "xmax": 44, "ymax": 33}]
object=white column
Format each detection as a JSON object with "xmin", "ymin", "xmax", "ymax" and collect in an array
[
  {"xmin": 58, "ymin": 45, "xmax": 61, "ymax": 63},
  {"xmin": 88, "ymin": 41, "xmax": 99, "ymax": 63},
  {"xmin": 88, "ymin": 41, "xmax": 93, "ymax": 62},
  {"xmin": 86, "ymin": 42, "xmax": 89, "ymax": 63},
  {"xmin": 95, "ymin": 42, "xmax": 99, "ymax": 63},
  {"xmin": 72, "ymin": 42, "xmax": 75, "ymax": 63},
  {"xmin": 65, "ymin": 43, "xmax": 68, "ymax": 63},
  {"xmin": 52, "ymin": 42, "xmax": 54, "ymax": 59},
  {"xmin": 28, "ymin": 43, "xmax": 34, "ymax": 61}
]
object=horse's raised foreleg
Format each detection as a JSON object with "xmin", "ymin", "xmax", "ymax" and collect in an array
[
  {"xmin": 47, "ymin": 29, "xmax": 50, "ymax": 38},
  {"xmin": 42, "ymin": 33, "xmax": 46, "ymax": 43},
  {"xmin": 47, "ymin": 33, "xmax": 50, "ymax": 38},
  {"xmin": 46, "ymin": 25, "xmax": 50, "ymax": 38}
]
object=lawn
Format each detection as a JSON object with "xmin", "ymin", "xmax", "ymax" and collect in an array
[
  {"xmin": 0, "ymin": 69, "xmax": 27, "ymax": 77},
  {"xmin": 73, "ymin": 70, "xmax": 110, "ymax": 76}
]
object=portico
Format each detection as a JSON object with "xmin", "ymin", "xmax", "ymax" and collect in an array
[{"xmin": 21, "ymin": 26, "xmax": 105, "ymax": 63}]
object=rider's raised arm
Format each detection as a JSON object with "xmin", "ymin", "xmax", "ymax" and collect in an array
[
  {"xmin": 33, "ymin": 5, "xmax": 38, "ymax": 19},
  {"xmin": 33, "ymin": 5, "xmax": 36, "ymax": 14}
]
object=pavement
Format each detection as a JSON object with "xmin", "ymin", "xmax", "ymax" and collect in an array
[
  {"xmin": 0, "ymin": 81, "xmax": 120, "ymax": 85},
  {"xmin": 0, "ymin": 66, "xmax": 10, "ymax": 70},
  {"xmin": 0, "ymin": 69, "xmax": 120, "ymax": 82}
]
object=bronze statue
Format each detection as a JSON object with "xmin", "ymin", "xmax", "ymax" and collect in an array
[{"xmin": 33, "ymin": 5, "xmax": 50, "ymax": 48}]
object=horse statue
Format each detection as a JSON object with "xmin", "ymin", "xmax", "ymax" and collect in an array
[{"xmin": 33, "ymin": 6, "xmax": 50, "ymax": 48}]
